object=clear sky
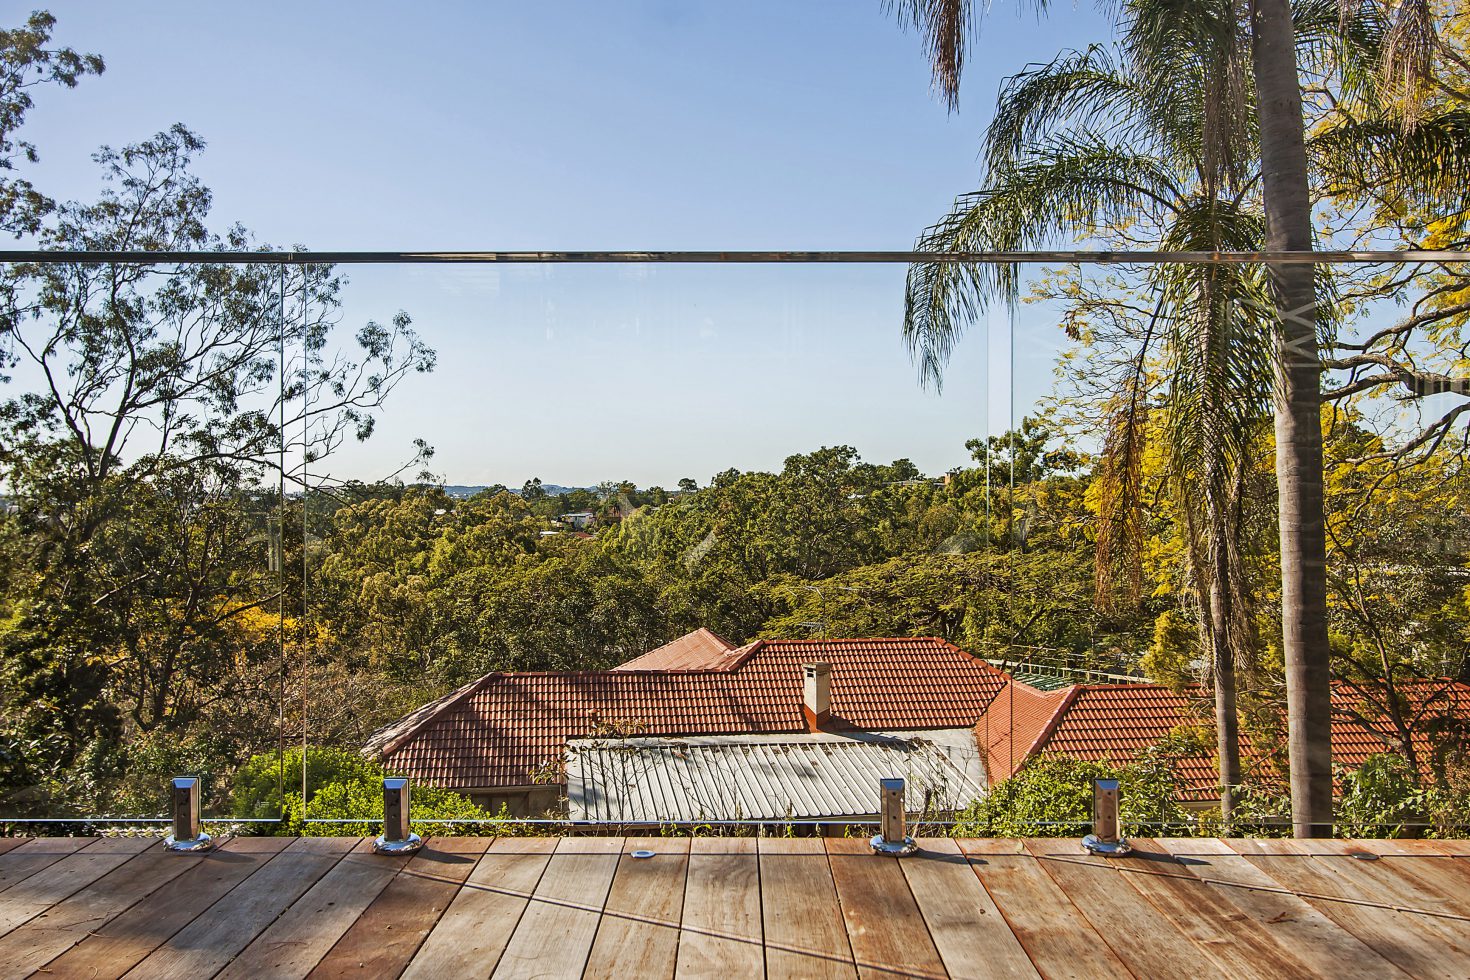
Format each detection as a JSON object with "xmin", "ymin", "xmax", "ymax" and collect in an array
[{"xmin": 23, "ymin": 1, "xmax": 1118, "ymax": 488}]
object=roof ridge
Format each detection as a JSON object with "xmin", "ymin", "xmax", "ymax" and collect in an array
[
  {"xmin": 1016, "ymin": 683, "xmax": 1083, "ymax": 762},
  {"xmin": 373, "ymin": 672, "xmax": 501, "ymax": 758}
]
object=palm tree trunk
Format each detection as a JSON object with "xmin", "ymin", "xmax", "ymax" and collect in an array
[
  {"xmin": 1250, "ymin": 0, "xmax": 1334, "ymax": 837},
  {"xmin": 1208, "ymin": 500, "xmax": 1242, "ymax": 829}
]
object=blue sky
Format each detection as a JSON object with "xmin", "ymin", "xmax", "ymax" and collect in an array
[{"xmin": 24, "ymin": 1, "xmax": 1117, "ymax": 487}]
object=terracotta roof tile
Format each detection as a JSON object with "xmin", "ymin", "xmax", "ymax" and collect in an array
[
  {"xmin": 611, "ymin": 628, "xmax": 740, "ymax": 671},
  {"xmin": 369, "ymin": 637, "xmax": 1008, "ymax": 789}
]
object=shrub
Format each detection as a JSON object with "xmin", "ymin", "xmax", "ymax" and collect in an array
[
  {"xmin": 952, "ymin": 754, "xmax": 1191, "ymax": 837},
  {"xmin": 230, "ymin": 745, "xmax": 498, "ymax": 836}
]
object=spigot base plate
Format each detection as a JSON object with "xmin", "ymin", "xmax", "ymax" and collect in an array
[
  {"xmin": 1082, "ymin": 834, "xmax": 1132, "ymax": 857},
  {"xmin": 165, "ymin": 832, "xmax": 213, "ymax": 853},
  {"xmin": 373, "ymin": 832, "xmax": 423, "ymax": 855},
  {"xmin": 869, "ymin": 834, "xmax": 918, "ymax": 856}
]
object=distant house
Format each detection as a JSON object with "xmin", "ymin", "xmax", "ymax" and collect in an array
[
  {"xmin": 560, "ymin": 512, "xmax": 595, "ymax": 530},
  {"xmin": 363, "ymin": 631, "xmax": 1004, "ymax": 819},
  {"xmin": 363, "ymin": 629, "xmax": 1470, "ymax": 819}
]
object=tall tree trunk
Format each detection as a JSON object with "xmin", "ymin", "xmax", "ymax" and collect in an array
[
  {"xmin": 1208, "ymin": 494, "xmax": 1242, "ymax": 829},
  {"xmin": 1250, "ymin": 0, "xmax": 1334, "ymax": 837}
]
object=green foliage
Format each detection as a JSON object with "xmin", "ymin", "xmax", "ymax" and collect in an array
[
  {"xmin": 952, "ymin": 754, "xmax": 1191, "ymax": 837},
  {"xmin": 1336, "ymin": 753, "xmax": 1430, "ymax": 838},
  {"xmin": 231, "ymin": 746, "xmax": 496, "ymax": 836},
  {"xmin": 1141, "ymin": 610, "xmax": 1198, "ymax": 689}
]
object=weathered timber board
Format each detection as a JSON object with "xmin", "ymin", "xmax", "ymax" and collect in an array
[
  {"xmin": 119, "ymin": 836, "xmax": 355, "ymax": 980},
  {"xmin": 1150, "ymin": 837, "xmax": 1408, "ymax": 979},
  {"xmin": 401, "ymin": 836, "xmax": 556, "ymax": 979},
  {"xmin": 675, "ymin": 836, "xmax": 765, "ymax": 980},
  {"xmin": 492, "ymin": 835, "xmax": 622, "ymax": 980},
  {"xmin": 1022, "ymin": 837, "xmax": 1227, "ymax": 979},
  {"xmin": 305, "ymin": 835, "xmax": 488, "ymax": 979},
  {"xmin": 901, "ymin": 839, "xmax": 1037, "ymax": 980},
  {"xmin": 0, "ymin": 838, "xmax": 198, "ymax": 980},
  {"xmin": 219, "ymin": 837, "xmax": 403, "ymax": 979},
  {"xmin": 827, "ymin": 837, "xmax": 945, "ymax": 980},
  {"xmin": 758, "ymin": 836, "xmax": 855, "ymax": 980},
  {"xmin": 584, "ymin": 836, "xmax": 690, "ymax": 980},
  {"xmin": 36, "ymin": 836, "xmax": 293, "ymax": 980}
]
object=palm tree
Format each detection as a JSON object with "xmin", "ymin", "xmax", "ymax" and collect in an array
[
  {"xmin": 888, "ymin": 0, "xmax": 1450, "ymax": 835},
  {"xmin": 1249, "ymin": 0, "xmax": 1335, "ymax": 839},
  {"xmin": 891, "ymin": 0, "xmax": 1383, "ymax": 825}
]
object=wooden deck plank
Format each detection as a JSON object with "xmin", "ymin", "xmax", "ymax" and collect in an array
[
  {"xmin": 0, "ymin": 841, "xmax": 26, "ymax": 858},
  {"xmin": 1023, "ymin": 837, "xmax": 1227, "ymax": 979},
  {"xmin": 1389, "ymin": 838, "xmax": 1470, "ymax": 857},
  {"xmin": 827, "ymin": 837, "xmax": 944, "ymax": 980},
  {"xmin": 36, "ymin": 836, "xmax": 293, "ymax": 980},
  {"xmin": 0, "ymin": 837, "xmax": 151, "ymax": 935},
  {"xmin": 1106, "ymin": 839, "xmax": 1322, "ymax": 979},
  {"xmin": 1225, "ymin": 844, "xmax": 1470, "ymax": 979},
  {"xmin": 1323, "ymin": 850, "xmax": 1470, "ymax": 919},
  {"xmin": 0, "ymin": 839, "xmax": 200, "ymax": 980},
  {"xmin": 218, "ymin": 837, "xmax": 403, "ymax": 979},
  {"xmin": 119, "ymin": 836, "xmax": 355, "ymax": 980},
  {"xmin": 0, "ymin": 838, "xmax": 92, "ymax": 895},
  {"xmin": 1151, "ymin": 837, "xmax": 1410, "ymax": 979},
  {"xmin": 402, "ymin": 837, "xmax": 556, "ymax": 979},
  {"xmin": 957, "ymin": 839, "xmax": 1131, "ymax": 980},
  {"xmin": 675, "ymin": 836, "xmax": 764, "ymax": 980},
  {"xmin": 493, "ymin": 835, "xmax": 622, "ymax": 980},
  {"xmin": 1296, "ymin": 852, "xmax": 1470, "ymax": 951},
  {"xmin": 306, "ymin": 836, "xmax": 489, "ymax": 979},
  {"xmin": 901, "ymin": 839, "xmax": 1037, "ymax": 980},
  {"xmin": 584, "ymin": 837, "xmax": 690, "ymax": 980},
  {"xmin": 758, "ymin": 836, "xmax": 854, "ymax": 980}
]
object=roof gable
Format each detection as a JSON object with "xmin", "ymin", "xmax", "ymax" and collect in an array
[{"xmin": 368, "ymin": 636, "xmax": 1008, "ymax": 789}]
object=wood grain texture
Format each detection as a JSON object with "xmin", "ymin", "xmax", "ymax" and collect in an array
[
  {"xmin": 219, "ymin": 837, "xmax": 403, "ymax": 979},
  {"xmin": 1023, "ymin": 837, "xmax": 1223, "ymax": 979},
  {"xmin": 826, "ymin": 837, "xmax": 944, "ymax": 980},
  {"xmin": 0, "ymin": 837, "xmax": 92, "ymax": 896},
  {"xmin": 37, "ymin": 835, "xmax": 293, "ymax": 980},
  {"xmin": 6, "ymin": 836, "xmax": 1470, "ymax": 980},
  {"xmin": 1103, "ymin": 839, "xmax": 1316, "ymax": 979},
  {"xmin": 305, "ymin": 836, "xmax": 488, "ymax": 979},
  {"xmin": 584, "ymin": 837, "xmax": 690, "ymax": 980},
  {"xmin": 402, "ymin": 836, "xmax": 556, "ymax": 979},
  {"xmin": 959, "ymin": 840, "xmax": 1131, "ymax": 980},
  {"xmin": 901, "ymin": 839, "xmax": 1037, "ymax": 980},
  {"xmin": 1227, "ymin": 846, "xmax": 1470, "ymax": 978},
  {"xmin": 120, "ymin": 836, "xmax": 355, "ymax": 980},
  {"xmin": 759, "ymin": 836, "xmax": 854, "ymax": 980},
  {"xmin": 0, "ymin": 839, "xmax": 198, "ymax": 980},
  {"xmin": 492, "ymin": 835, "xmax": 622, "ymax": 980},
  {"xmin": 1151, "ymin": 837, "xmax": 1409, "ymax": 979},
  {"xmin": 0, "ymin": 842, "xmax": 26, "ymax": 858},
  {"xmin": 0, "ymin": 837, "xmax": 151, "ymax": 935},
  {"xmin": 676, "ymin": 836, "xmax": 764, "ymax": 980}
]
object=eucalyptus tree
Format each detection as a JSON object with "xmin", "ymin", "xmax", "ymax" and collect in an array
[{"xmin": 0, "ymin": 123, "xmax": 436, "ymax": 785}]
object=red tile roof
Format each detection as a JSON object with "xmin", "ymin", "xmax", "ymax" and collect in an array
[
  {"xmin": 611, "ymin": 627, "xmax": 739, "ymax": 671},
  {"xmin": 992, "ymin": 677, "xmax": 1470, "ymax": 801},
  {"xmin": 367, "ymin": 636, "xmax": 1009, "ymax": 789}
]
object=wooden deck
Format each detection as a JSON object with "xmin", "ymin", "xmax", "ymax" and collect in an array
[{"xmin": 0, "ymin": 834, "xmax": 1468, "ymax": 979}]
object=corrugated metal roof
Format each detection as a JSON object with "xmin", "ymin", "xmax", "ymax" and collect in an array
[
  {"xmin": 367, "ymin": 637, "xmax": 1008, "ymax": 789},
  {"xmin": 564, "ymin": 729, "xmax": 987, "ymax": 823}
]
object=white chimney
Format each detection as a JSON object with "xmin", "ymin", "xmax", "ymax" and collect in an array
[{"xmin": 803, "ymin": 662, "xmax": 831, "ymax": 731}]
